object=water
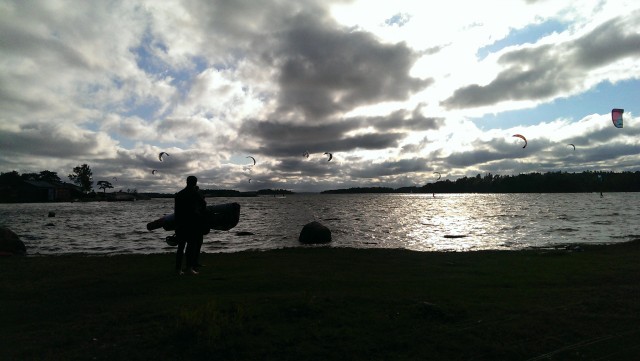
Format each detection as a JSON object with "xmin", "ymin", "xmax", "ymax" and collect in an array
[{"xmin": 1, "ymin": 193, "xmax": 639, "ymax": 255}]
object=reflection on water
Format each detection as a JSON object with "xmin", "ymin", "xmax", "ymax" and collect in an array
[{"xmin": 0, "ymin": 193, "xmax": 638, "ymax": 255}]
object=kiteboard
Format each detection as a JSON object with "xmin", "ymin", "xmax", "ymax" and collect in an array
[{"xmin": 146, "ymin": 202, "xmax": 241, "ymax": 232}]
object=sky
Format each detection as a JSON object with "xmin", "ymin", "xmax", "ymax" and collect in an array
[{"xmin": 1, "ymin": 0, "xmax": 639, "ymax": 193}]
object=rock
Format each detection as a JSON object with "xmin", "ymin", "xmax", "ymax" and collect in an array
[
  {"xmin": 298, "ymin": 221, "xmax": 332, "ymax": 244},
  {"xmin": 48, "ymin": 211, "xmax": 55, "ymax": 217},
  {"xmin": 235, "ymin": 231, "xmax": 254, "ymax": 236},
  {"xmin": 0, "ymin": 227, "xmax": 27, "ymax": 256}
]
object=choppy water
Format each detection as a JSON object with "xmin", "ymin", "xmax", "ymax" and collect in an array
[{"xmin": 1, "ymin": 193, "xmax": 639, "ymax": 255}]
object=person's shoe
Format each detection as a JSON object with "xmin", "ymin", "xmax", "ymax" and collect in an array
[{"xmin": 188, "ymin": 268, "xmax": 199, "ymax": 275}]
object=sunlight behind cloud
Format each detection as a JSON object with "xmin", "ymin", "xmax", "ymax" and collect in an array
[{"xmin": 1, "ymin": 0, "xmax": 639, "ymax": 193}]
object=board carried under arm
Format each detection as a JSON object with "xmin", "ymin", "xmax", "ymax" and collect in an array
[{"xmin": 146, "ymin": 202, "xmax": 241, "ymax": 232}]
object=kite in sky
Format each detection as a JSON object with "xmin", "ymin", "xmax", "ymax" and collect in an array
[
  {"xmin": 159, "ymin": 152, "xmax": 169, "ymax": 161},
  {"xmin": 512, "ymin": 134, "xmax": 527, "ymax": 148},
  {"xmin": 434, "ymin": 172, "xmax": 441, "ymax": 180},
  {"xmin": 152, "ymin": 169, "xmax": 158, "ymax": 175},
  {"xmin": 612, "ymin": 108, "xmax": 623, "ymax": 128},
  {"xmin": 324, "ymin": 152, "xmax": 333, "ymax": 161},
  {"xmin": 246, "ymin": 156, "xmax": 256, "ymax": 165},
  {"xmin": 568, "ymin": 143, "xmax": 575, "ymax": 151}
]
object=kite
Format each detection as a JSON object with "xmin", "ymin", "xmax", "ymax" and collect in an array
[
  {"xmin": 612, "ymin": 108, "xmax": 623, "ymax": 128},
  {"xmin": 246, "ymin": 156, "xmax": 256, "ymax": 165},
  {"xmin": 152, "ymin": 169, "xmax": 158, "ymax": 175},
  {"xmin": 568, "ymin": 143, "xmax": 575, "ymax": 151},
  {"xmin": 159, "ymin": 152, "xmax": 169, "ymax": 161},
  {"xmin": 324, "ymin": 152, "xmax": 333, "ymax": 161},
  {"xmin": 512, "ymin": 134, "xmax": 527, "ymax": 148},
  {"xmin": 434, "ymin": 172, "xmax": 441, "ymax": 180},
  {"xmin": 113, "ymin": 177, "xmax": 118, "ymax": 181},
  {"xmin": 303, "ymin": 151, "xmax": 310, "ymax": 158}
]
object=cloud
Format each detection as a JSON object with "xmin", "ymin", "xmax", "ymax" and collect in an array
[
  {"xmin": 269, "ymin": 12, "xmax": 432, "ymax": 119},
  {"xmin": 442, "ymin": 11, "xmax": 640, "ymax": 109},
  {"xmin": 1, "ymin": 1, "xmax": 638, "ymax": 193},
  {"xmin": 243, "ymin": 119, "xmax": 405, "ymax": 157},
  {"xmin": 0, "ymin": 122, "xmax": 117, "ymax": 159},
  {"xmin": 350, "ymin": 158, "xmax": 431, "ymax": 178},
  {"xmin": 239, "ymin": 106, "xmax": 441, "ymax": 157}
]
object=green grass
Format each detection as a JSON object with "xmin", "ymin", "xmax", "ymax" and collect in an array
[{"xmin": 1, "ymin": 241, "xmax": 639, "ymax": 360}]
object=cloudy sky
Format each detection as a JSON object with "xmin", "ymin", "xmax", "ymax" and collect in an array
[{"xmin": 1, "ymin": 0, "xmax": 639, "ymax": 193}]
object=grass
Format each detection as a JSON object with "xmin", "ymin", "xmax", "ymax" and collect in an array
[{"xmin": 1, "ymin": 240, "xmax": 639, "ymax": 360}]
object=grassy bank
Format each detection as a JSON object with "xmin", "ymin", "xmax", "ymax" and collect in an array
[{"xmin": 1, "ymin": 241, "xmax": 639, "ymax": 360}]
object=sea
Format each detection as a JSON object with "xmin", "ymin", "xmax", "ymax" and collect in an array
[{"xmin": 1, "ymin": 193, "xmax": 639, "ymax": 256}]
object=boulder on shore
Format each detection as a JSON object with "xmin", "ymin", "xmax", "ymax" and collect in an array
[
  {"xmin": 0, "ymin": 227, "xmax": 27, "ymax": 256},
  {"xmin": 298, "ymin": 221, "xmax": 332, "ymax": 244}
]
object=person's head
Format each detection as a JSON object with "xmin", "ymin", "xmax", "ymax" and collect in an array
[{"xmin": 186, "ymin": 176, "xmax": 198, "ymax": 187}]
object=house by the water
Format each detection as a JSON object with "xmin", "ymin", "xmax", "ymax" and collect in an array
[{"xmin": 0, "ymin": 180, "xmax": 83, "ymax": 203}]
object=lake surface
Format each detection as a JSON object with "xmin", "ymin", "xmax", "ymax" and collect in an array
[{"xmin": 1, "ymin": 193, "xmax": 638, "ymax": 255}]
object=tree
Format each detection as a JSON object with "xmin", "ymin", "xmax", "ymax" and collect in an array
[
  {"xmin": 39, "ymin": 170, "xmax": 62, "ymax": 184},
  {"xmin": 21, "ymin": 172, "xmax": 40, "ymax": 181},
  {"xmin": 0, "ymin": 171, "xmax": 21, "ymax": 186},
  {"xmin": 96, "ymin": 180, "xmax": 114, "ymax": 194},
  {"xmin": 69, "ymin": 164, "xmax": 93, "ymax": 193}
]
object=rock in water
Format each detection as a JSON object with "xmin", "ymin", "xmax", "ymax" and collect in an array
[
  {"xmin": 299, "ymin": 221, "xmax": 332, "ymax": 244},
  {"xmin": 0, "ymin": 227, "xmax": 27, "ymax": 256}
]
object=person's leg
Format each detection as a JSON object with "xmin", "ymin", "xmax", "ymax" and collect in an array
[
  {"xmin": 194, "ymin": 234, "xmax": 204, "ymax": 269},
  {"xmin": 185, "ymin": 235, "xmax": 199, "ymax": 274},
  {"xmin": 175, "ymin": 240, "xmax": 186, "ymax": 274}
]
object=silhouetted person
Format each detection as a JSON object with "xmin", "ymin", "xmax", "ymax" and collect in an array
[{"xmin": 175, "ymin": 176, "xmax": 207, "ymax": 275}]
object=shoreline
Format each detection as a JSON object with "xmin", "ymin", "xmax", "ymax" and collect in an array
[
  {"xmin": 2, "ymin": 239, "xmax": 639, "ymax": 360},
  {"xmin": 13, "ymin": 238, "xmax": 638, "ymax": 258}
]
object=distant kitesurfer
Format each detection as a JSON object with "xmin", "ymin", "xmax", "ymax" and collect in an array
[{"xmin": 174, "ymin": 176, "xmax": 207, "ymax": 275}]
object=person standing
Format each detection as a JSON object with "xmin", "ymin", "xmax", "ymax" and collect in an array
[{"xmin": 174, "ymin": 176, "xmax": 207, "ymax": 275}]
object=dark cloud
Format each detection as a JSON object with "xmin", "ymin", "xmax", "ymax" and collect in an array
[
  {"xmin": 442, "ymin": 11, "xmax": 640, "ymax": 109},
  {"xmin": 350, "ymin": 158, "xmax": 431, "ymax": 178},
  {"xmin": 572, "ymin": 143, "xmax": 640, "ymax": 163},
  {"xmin": 446, "ymin": 149, "xmax": 510, "ymax": 167},
  {"xmin": 239, "ymin": 118, "xmax": 359, "ymax": 156},
  {"xmin": 364, "ymin": 106, "xmax": 444, "ymax": 132},
  {"xmin": 240, "ymin": 106, "xmax": 441, "ymax": 157},
  {"xmin": 270, "ymin": 13, "xmax": 432, "ymax": 119},
  {"xmin": 443, "ymin": 136, "xmax": 549, "ymax": 168},
  {"xmin": 0, "ymin": 123, "xmax": 114, "ymax": 158}
]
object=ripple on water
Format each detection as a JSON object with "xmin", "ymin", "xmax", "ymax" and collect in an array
[{"xmin": 1, "ymin": 194, "xmax": 638, "ymax": 255}]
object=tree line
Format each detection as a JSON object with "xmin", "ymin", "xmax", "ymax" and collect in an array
[
  {"xmin": 1, "ymin": 164, "xmax": 97, "ymax": 193},
  {"xmin": 323, "ymin": 171, "xmax": 640, "ymax": 194}
]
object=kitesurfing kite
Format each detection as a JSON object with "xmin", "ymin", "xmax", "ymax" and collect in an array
[
  {"xmin": 152, "ymin": 169, "xmax": 158, "ymax": 175},
  {"xmin": 303, "ymin": 151, "xmax": 310, "ymax": 158},
  {"xmin": 246, "ymin": 156, "xmax": 256, "ymax": 165},
  {"xmin": 568, "ymin": 143, "xmax": 575, "ymax": 151},
  {"xmin": 434, "ymin": 172, "xmax": 441, "ymax": 180},
  {"xmin": 512, "ymin": 134, "xmax": 527, "ymax": 148},
  {"xmin": 612, "ymin": 108, "xmax": 623, "ymax": 128},
  {"xmin": 159, "ymin": 152, "xmax": 169, "ymax": 161},
  {"xmin": 324, "ymin": 152, "xmax": 333, "ymax": 161},
  {"xmin": 113, "ymin": 177, "xmax": 118, "ymax": 182}
]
